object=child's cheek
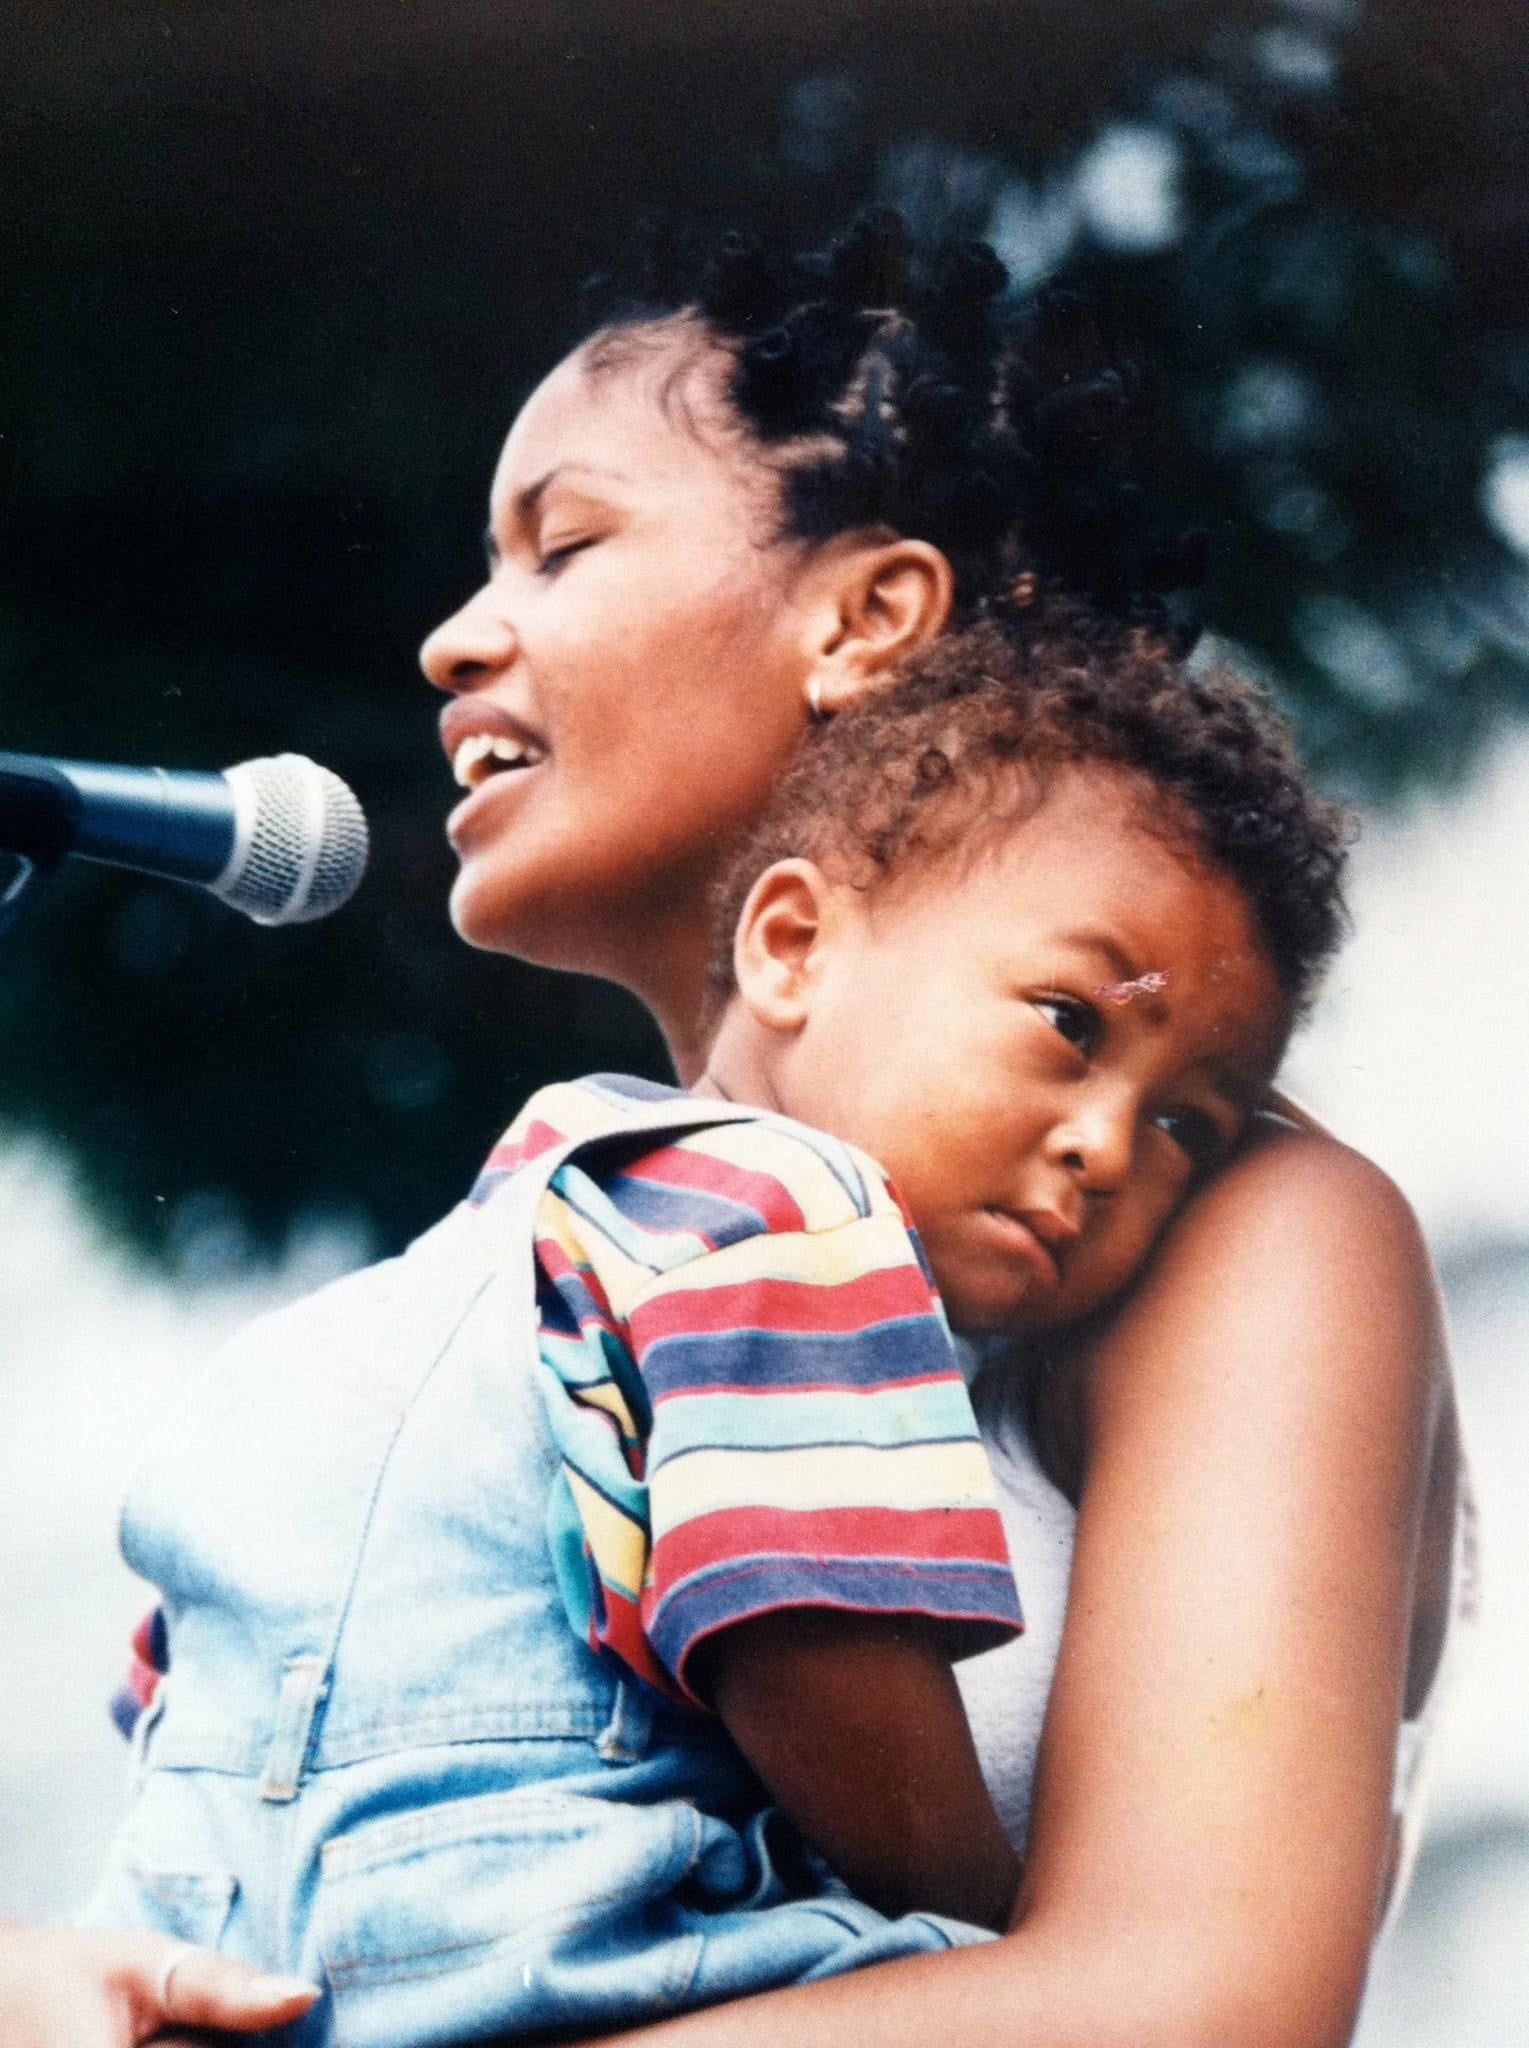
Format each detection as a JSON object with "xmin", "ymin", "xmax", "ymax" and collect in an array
[{"xmin": 1065, "ymin": 1208, "xmax": 1153, "ymax": 1324}]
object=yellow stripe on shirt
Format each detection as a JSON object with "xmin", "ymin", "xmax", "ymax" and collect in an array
[{"xmin": 648, "ymin": 1438, "xmax": 998, "ymax": 1536}]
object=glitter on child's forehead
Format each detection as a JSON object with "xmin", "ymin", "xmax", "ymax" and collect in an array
[{"xmin": 1095, "ymin": 970, "xmax": 1170, "ymax": 1007}]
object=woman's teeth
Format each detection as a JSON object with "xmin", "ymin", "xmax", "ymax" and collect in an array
[{"xmin": 452, "ymin": 733, "xmax": 546, "ymax": 790}]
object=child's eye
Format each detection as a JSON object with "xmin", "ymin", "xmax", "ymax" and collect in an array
[
  {"xmin": 1152, "ymin": 1107, "xmax": 1228, "ymax": 1174},
  {"xmin": 1033, "ymin": 996, "xmax": 1101, "ymax": 1055}
]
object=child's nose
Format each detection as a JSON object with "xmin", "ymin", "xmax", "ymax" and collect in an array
[
  {"xmin": 420, "ymin": 584, "xmax": 518, "ymax": 696},
  {"xmin": 1049, "ymin": 1094, "xmax": 1134, "ymax": 1194}
]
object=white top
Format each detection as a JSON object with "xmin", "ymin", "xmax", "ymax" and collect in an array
[
  {"xmin": 955, "ymin": 1419, "xmax": 1076, "ymax": 1856},
  {"xmin": 956, "ymin": 1406, "xmax": 1477, "ymax": 1927}
]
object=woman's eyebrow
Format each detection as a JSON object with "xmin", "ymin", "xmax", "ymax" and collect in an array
[
  {"xmin": 484, "ymin": 463, "xmax": 633, "ymax": 566},
  {"xmin": 517, "ymin": 462, "xmax": 630, "ymax": 516}
]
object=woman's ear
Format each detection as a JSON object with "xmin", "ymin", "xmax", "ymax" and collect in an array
[
  {"xmin": 731, "ymin": 858, "xmax": 836, "ymax": 1033},
  {"xmin": 802, "ymin": 536, "xmax": 954, "ymax": 719}
]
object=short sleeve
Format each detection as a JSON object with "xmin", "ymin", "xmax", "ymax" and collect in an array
[{"xmin": 630, "ymin": 1207, "xmax": 1023, "ymax": 1705}]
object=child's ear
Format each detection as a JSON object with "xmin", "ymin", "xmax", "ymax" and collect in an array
[{"xmin": 732, "ymin": 859, "xmax": 836, "ymax": 1033}]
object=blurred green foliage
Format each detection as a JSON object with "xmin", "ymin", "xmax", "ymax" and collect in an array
[{"xmin": 2, "ymin": 0, "xmax": 1526, "ymax": 1264}]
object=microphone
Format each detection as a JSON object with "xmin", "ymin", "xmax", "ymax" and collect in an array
[{"xmin": 0, "ymin": 750, "xmax": 369, "ymax": 925}]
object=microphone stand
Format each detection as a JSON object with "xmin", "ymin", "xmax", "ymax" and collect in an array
[
  {"xmin": 0, "ymin": 756, "xmax": 73, "ymax": 940},
  {"xmin": 0, "ymin": 853, "xmax": 53, "ymax": 940}
]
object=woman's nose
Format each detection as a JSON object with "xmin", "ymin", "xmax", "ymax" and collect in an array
[{"xmin": 419, "ymin": 584, "xmax": 517, "ymax": 695}]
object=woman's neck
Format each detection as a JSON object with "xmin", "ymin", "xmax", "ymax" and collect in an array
[
  {"xmin": 661, "ymin": 1013, "xmax": 710, "ymax": 1088},
  {"xmin": 617, "ymin": 923, "xmax": 712, "ymax": 1087}
]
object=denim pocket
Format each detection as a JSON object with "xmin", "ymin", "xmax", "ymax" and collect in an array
[
  {"xmin": 78, "ymin": 1856, "xmax": 238, "ymax": 1951},
  {"xmin": 317, "ymin": 1785, "xmax": 707, "ymax": 2044}
]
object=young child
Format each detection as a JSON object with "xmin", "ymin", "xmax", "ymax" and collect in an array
[{"xmin": 87, "ymin": 616, "xmax": 1347, "ymax": 2045}]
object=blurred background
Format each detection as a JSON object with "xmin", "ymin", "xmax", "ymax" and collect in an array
[{"xmin": 2, "ymin": 2, "xmax": 1525, "ymax": 2037}]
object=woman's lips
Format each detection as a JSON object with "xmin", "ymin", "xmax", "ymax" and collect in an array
[
  {"xmin": 439, "ymin": 699, "xmax": 547, "ymax": 775},
  {"xmin": 439, "ymin": 702, "xmax": 552, "ymax": 850},
  {"xmin": 445, "ymin": 756, "xmax": 548, "ymax": 849}
]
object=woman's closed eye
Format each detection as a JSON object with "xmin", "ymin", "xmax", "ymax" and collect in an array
[
  {"xmin": 1033, "ymin": 995, "xmax": 1101, "ymax": 1057},
  {"xmin": 537, "ymin": 535, "xmax": 597, "ymax": 576}
]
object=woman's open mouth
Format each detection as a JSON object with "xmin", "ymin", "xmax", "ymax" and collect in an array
[
  {"xmin": 451, "ymin": 733, "xmax": 549, "ymax": 790},
  {"xmin": 445, "ymin": 730, "xmax": 550, "ymax": 849}
]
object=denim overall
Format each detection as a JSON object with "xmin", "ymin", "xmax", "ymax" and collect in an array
[{"xmin": 82, "ymin": 1099, "xmax": 986, "ymax": 2045}]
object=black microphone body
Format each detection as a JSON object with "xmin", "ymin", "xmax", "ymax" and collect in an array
[
  {"xmin": 0, "ymin": 750, "xmax": 368, "ymax": 924},
  {"xmin": 0, "ymin": 754, "xmax": 234, "ymax": 879}
]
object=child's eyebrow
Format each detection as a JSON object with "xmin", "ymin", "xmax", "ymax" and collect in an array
[{"xmin": 1049, "ymin": 927, "xmax": 1142, "ymax": 983}]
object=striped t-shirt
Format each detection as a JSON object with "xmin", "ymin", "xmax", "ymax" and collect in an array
[
  {"xmin": 471, "ymin": 1074, "xmax": 1023, "ymax": 1709},
  {"xmin": 115, "ymin": 1075, "xmax": 1023, "ymax": 1736}
]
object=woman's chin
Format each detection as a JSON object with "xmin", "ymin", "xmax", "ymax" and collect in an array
[
  {"xmin": 447, "ymin": 869, "xmax": 533, "ymax": 957},
  {"xmin": 447, "ymin": 865, "xmax": 597, "ymax": 973}
]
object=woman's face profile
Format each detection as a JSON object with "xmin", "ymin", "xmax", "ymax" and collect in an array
[{"xmin": 420, "ymin": 329, "xmax": 822, "ymax": 994}]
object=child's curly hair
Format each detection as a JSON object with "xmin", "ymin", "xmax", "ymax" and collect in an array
[{"xmin": 706, "ymin": 595, "xmax": 1351, "ymax": 1028}]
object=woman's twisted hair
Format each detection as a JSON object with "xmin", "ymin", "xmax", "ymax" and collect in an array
[
  {"xmin": 707, "ymin": 602, "xmax": 1351, "ymax": 1028},
  {"xmin": 583, "ymin": 207, "xmax": 1206, "ymax": 642}
]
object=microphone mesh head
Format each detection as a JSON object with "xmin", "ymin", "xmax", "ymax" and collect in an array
[{"xmin": 218, "ymin": 755, "xmax": 369, "ymax": 924}]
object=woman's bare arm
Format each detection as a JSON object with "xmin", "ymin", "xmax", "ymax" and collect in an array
[
  {"xmin": 549, "ymin": 1126, "xmax": 1448, "ymax": 2048},
  {"xmin": 1008, "ymin": 1126, "xmax": 1444, "ymax": 2042}
]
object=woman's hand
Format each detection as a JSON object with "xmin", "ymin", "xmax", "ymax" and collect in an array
[{"xmin": 0, "ymin": 1921, "xmax": 318, "ymax": 2047}]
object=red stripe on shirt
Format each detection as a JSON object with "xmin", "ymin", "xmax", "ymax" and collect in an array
[
  {"xmin": 611, "ymin": 1142, "xmax": 809, "ymax": 1235},
  {"xmin": 651, "ymin": 1502, "xmax": 1016, "ymax": 1588},
  {"xmin": 630, "ymin": 1266, "xmax": 937, "ymax": 1347}
]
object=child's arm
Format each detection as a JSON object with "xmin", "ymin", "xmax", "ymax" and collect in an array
[
  {"xmin": 606, "ymin": 1150, "xmax": 1025, "ymax": 1930},
  {"xmin": 691, "ymin": 1608, "xmax": 1021, "ymax": 1933}
]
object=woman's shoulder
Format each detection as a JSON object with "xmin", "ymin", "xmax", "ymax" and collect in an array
[
  {"xmin": 1065, "ymin": 1109, "xmax": 1449, "ymax": 1501},
  {"xmin": 1025, "ymin": 1116, "xmax": 1443, "ymax": 1504},
  {"xmin": 1207, "ymin": 1107, "xmax": 1423, "ymax": 1226},
  {"xmin": 1150, "ymin": 1113, "xmax": 1440, "ymax": 1335}
]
